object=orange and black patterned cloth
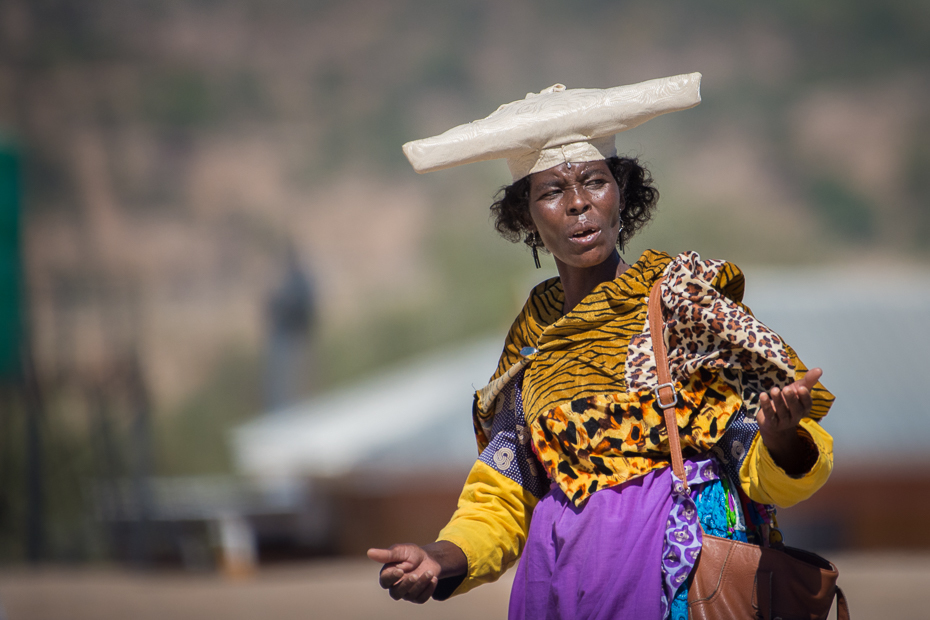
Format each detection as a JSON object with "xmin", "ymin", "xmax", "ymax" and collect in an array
[{"xmin": 473, "ymin": 249, "xmax": 834, "ymax": 506}]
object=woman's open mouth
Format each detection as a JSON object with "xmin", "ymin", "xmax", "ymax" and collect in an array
[{"xmin": 569, "ymin": 226, "xmax": 600, "ymax": 244}]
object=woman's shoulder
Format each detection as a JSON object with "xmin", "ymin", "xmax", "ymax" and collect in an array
[
  {"xmin": 484, "ymin": 278, "xmax": 561, "ymax": 384},
  {"xmin": 520, "ymin": 276, "xmax": 564, "ymax": 326},
  {"xmin": 663, "ymin": 250, "xmax": 746, "ymax": 304}
]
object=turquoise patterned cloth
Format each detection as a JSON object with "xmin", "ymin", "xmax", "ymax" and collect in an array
[{"xmin": 669, "ymin": 478, "xmax": 749, "ymax": 620}]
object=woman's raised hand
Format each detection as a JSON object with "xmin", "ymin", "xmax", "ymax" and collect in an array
[
  {"xmin": 757, "ymin": 367, "xmax": 823, "ymax": 475},
  {"xmin": 757, "ymin": 367, "xmax": 822, "ymax": 433},
  {"xmin": 367, "ymin": 544, "xmax": 441, "ymax": 604}
]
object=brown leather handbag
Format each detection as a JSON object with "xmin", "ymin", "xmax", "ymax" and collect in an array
[{"xmin": 648, "ymin": 279, "xmax": 850, "ymax": 620}]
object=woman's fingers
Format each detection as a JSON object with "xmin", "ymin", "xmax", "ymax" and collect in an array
[
  {"xmin": 798, "ymin": 385, "xmax": 813, "ymax": 413},
  {"xmin": 404, "ymin": 571, "xmax": 437, "ymax": 604},
  {"xmin": 760, "ymin": 368, "xmax": 823, "ymax": 432},
  {"xmin": 390, "ymin": 571, "xmax": 433, "ymax": 602},
  {"xmin": 378, "ymin": 566, "xmax": 404, "ymax": 590},
  {"xmin": 369, "ymin": 545, "xmax": 423, "ymax": 591},
  {"xmin": 368, "ymin": 546, "xmax": 409, "ymax": 566},
  {"xmin": 758, "ymin": 391, "xmax": 776, "ymax": 426},
  {"xmin": 782, "ymin": 385, "xmax": 802, "ymax": 420},
  {"xmin": 415, "ymin": 575, "xmax": 439, "ymax": 604},
  {"xmin": 761, "ymin": 385, "xmax": 794, "ymax": 430},
  {"xmin": 759, "ymin": 391, "xmax": 772, "ymax": 414},
  {"xmin": 769, "ymin": 386, "xmax": 787, "ymax": 421},
  {"xmin": 784, "ymin": 384, "xmax": 812, "ymax": 421},
  {"xmin": 799, "ymin": 367, "xmax": 823, "ymax": 389},
  {"xmin": 370, "ymin": 543, "xmax": 446, "ymax": 604},
  {"xmin": 762, "ymin": 373, "xmax": 821, "ymax": 431},
  {"xmin": 367, "ymin": 547, "xmax": 393, "ymax": 563},
  {"xmin": 388, "ymin": 573, "xmax": 416, "ymax": 600}
]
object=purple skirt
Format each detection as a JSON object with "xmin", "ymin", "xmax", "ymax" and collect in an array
[{"xmin": 508, "ymin": 467, "xmax": 676, "ymax": 620}]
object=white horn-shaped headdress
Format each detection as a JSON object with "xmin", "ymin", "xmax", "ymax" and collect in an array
[{"xmin": 402, "ymin": 72, "xmax": 702, "ymax": 182}]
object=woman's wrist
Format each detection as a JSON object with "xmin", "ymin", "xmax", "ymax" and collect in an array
[
  {"xmin": 421, "ymin": 540, "xmax": 468, "ymax": 579},
  {"xmin": 760, "ymin": 426, "xmax": 818, "ymax": 476}
]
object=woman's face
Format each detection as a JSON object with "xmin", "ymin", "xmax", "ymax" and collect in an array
[{"xmin": 528, "ymin": 160, "xmax": 622, "ymax": 269}]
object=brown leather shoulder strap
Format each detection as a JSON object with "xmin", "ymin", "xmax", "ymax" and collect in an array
[
  {"xmin": 835, "ymin": 587, "xmax": 850, "ymax": 620},
  {"xmin": 648, "ymin": 278, "xmax": 689, "ymax": 490}
]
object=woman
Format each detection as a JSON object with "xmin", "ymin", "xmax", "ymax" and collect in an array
[{"xmin": 368, "ymin": 74, "xmax": 834, "ymax": 619}]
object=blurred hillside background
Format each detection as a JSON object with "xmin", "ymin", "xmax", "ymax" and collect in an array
[{"xmin": 0, "ymin": 0, "xmax": 929, "ymax": 609}]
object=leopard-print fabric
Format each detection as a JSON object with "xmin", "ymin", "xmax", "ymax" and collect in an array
[
  {"xmin": 532, "ymin": 366, "xmax": 743, "ymax": 505},
  {"xmin": 627, "ymin": 252, "xmax": 792, "ymax": 394},
  {"xmin": 627, "ymin": 251, "xmax": 832, "ymax": 426}
]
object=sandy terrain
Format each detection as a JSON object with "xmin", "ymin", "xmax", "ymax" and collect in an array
[{"xmin": 1, "ymin": 552, "xmax": 927, "ymax": 620}]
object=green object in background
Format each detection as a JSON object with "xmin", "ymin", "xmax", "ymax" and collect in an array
[{"xmin": 0, "ymin": 143, "xmax": 22, "ymax": 378}]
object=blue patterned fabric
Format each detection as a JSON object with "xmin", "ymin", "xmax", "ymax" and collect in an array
[
  {"xmin": 668, "ymin": 476, "xmax": 749, "ymax": 620},
  {"xmin": 477, "ymin": 370, "xmax": 548, "ymax": 499}
]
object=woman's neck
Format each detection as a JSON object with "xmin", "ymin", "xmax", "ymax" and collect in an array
[{"xmin": 556, "ymin": 250, "xmax": 629, "ymax": 314}]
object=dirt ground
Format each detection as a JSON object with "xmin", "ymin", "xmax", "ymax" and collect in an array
[{"xmin": 0, "ymin": 552, "xmax": 926, "ymax": 620}]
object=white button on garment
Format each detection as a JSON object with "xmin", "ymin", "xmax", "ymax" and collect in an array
[
  {"xmin": 493, "ymin": 447, "xmax": 515, "ymax": 470},
  {"xmin": 732, "ymin": 440, "xmax": 746, "ymax": 461}
]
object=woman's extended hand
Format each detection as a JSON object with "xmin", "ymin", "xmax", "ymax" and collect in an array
[
  {"xmin": 757, "ymin": 367, "xmax": 823, "ymax": 475},
  {"xmin": 368, "ymin": 543, "xmax": 440, "ymax": 603},
  {"xmin": 368, "ymin": 540, "xmax": 469, "ymax": 604},
  {"xmin": 368, "ymin": 540, "xmax": 468, "ymax": 603}
]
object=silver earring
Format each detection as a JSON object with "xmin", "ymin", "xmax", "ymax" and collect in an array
[{"xmin": 618, "ymin": 221, "xmax": 625, "ymax": 253}]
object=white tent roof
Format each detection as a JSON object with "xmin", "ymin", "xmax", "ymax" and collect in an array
[
  {"xmin": 232, "ymin": 339, "xmax": 497, "ymax": 479},
  {"xmin": 740, "ymin": 264, "xmax": 930, "ymax": 463},
  {"xmin": 232, "ymin": 264, "xmax": 930, "ymax": 480}
]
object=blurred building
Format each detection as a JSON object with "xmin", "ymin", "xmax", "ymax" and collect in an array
[{"xmin": 234, "ymin": 338, "xmax": 493, "ymax": 555}]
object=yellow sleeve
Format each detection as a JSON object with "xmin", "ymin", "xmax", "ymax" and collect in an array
[
  {"xmin": 739, "ymin": 418, "xmax": 834, "ymax": 507},
  {"xmin": 435, "ymin": 460, "xmax": 539, "ymax": 597},
  {"xmin": 714, "ymin": 259, "xmax": 836, "ymax": 507}
]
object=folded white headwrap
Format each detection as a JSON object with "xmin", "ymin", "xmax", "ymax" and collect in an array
[{"xmin": 403, "ymin": 73, "xmax": 702, "ymax": 181}]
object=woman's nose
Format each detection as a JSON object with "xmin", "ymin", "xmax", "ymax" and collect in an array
[{"xmin": 565, "ymin": 187, "xmax": 590, "ymax": 214}]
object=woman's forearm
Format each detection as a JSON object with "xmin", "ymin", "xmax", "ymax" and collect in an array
[
  {"xmin": 759, "ymin": 426, "xmax": 818, "ymax": 476},
  {"xmin": 422, "ymin": 540, "xmax": 468, "ymax": 579}
]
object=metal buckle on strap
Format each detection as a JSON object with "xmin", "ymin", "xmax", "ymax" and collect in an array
[{"xmin": 653, "ymin": 382, "xmax": 678, "ymax": 409}]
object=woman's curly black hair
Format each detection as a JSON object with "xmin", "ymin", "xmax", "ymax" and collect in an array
[{"xmin": 489, "ymin": 156, "xmax": 659, "ymax": 251}]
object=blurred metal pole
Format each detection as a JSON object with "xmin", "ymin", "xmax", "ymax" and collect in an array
[
  {"xmin": 127, "ymin": 350, "xmax": 154, "ymax": 568},
  {"xmin": 87, "ymin": 383, "xmax": 122, "ymax": 559},
  {"xmin": 21, "ymin": 345, "xmax": 44, "ymax": 563}
]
